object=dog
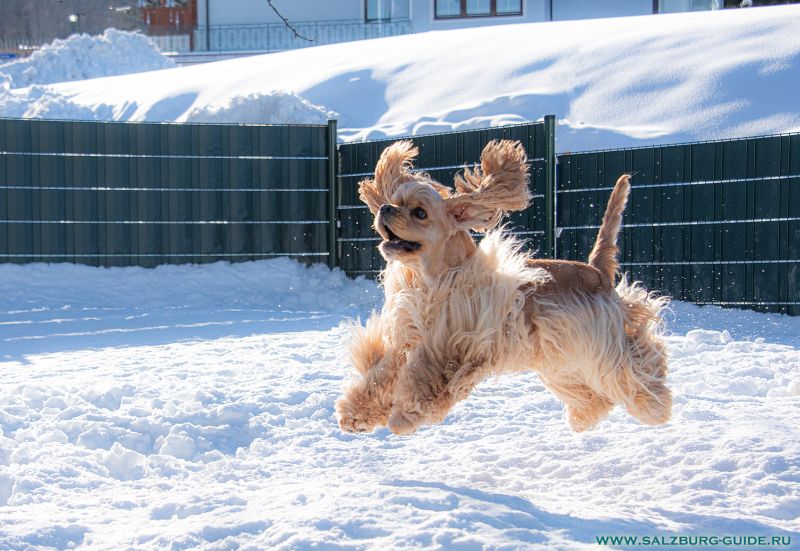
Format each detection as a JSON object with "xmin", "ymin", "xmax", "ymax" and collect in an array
[{"xmin": 336, "ymin": 139, "xmax": 671, "ymax": 435}]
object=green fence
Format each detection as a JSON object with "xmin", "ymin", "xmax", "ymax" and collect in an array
[
  {"xmin": 2, "ymin": 115, "xmax": 798, "ymax": 315},
  {"xmin": 557, "ymin": 134, "xmax": 800, "ymax": 315},
  {"xmin": 0, "ymin": 118, "xmax": 337, "ymax": 267},
  {"xmin": 336, "ymin": 118, "xmax": 555, "ymax": 278}
]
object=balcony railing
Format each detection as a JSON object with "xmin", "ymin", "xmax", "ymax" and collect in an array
[{"xmin": 148, "ymin": 19, "xmax": 414, "ymax": 54}]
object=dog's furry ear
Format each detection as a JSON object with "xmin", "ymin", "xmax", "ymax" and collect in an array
[
  {"xmin": 358, "ymin": 140, "xmax": 419, "ymax": 214},
  {"xmin": 445, "ymin": 140, "xmax": 531, "ymax": 231}
]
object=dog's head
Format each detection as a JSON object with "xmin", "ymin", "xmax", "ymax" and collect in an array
[{"xmin": 358, "ymin": 139, "xmax": 531, "ymax": 281}]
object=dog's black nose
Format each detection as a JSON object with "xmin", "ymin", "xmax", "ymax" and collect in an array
[{"xmin": 379, "ymin": 204, "xmax": 396, "ymax": 216}]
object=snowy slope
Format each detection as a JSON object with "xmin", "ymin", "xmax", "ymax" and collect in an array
[
  {"xmin": 2, "ymin": 7, "xmax": 800, "ymax": 150},
  {"xmin": 0, "ymin": 260, "xmax": 798, "ymax": 549}
]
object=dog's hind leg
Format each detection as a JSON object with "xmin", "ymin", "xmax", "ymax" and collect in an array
[
  {"xmin": 542, "ymin": 378, "xmax": 614, "ymax": 432},
  {"xmin": 336, "ymin": 316, "xmax": 400, "ymax": 433},
  {"xmin": 619, "ymin": 315, "xmax": 672, "ymax": 426},
  {"xmin": 624, "ymin": 351, "xmax": 672, "ymax": 426}
]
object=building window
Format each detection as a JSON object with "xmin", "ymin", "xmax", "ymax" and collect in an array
[
  {"xmin": 658, "ymin": 0, "xmax": 721, "ymax": 11},
  {"xmin": 435, "ymin": 0, "xmax": 523, "ymax": 18},
  {"xmin": 366, "ymin": 0, "xmax": 391, "ymax": 21}
]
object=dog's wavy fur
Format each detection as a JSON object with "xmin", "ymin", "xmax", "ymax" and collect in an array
[{"xmin": 337, "ymin": 139, "xmax": 671, "ymax": 435}]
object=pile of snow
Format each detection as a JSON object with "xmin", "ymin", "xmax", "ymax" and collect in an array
[
  {"xmin": 0, "ymin": 30, "xmax": 335, "ymax": 124},
  {"xmin": 0, "ymin": 85, "xmax": 115, "ymax": 120},
  {"xmin": 2, "ymin": 7, "xmax": 800, "ymax": 150},
  {"xmin": 184, "ymin": 91, "xmax": 337, "ymax": 125},
  {"xmin": 0, "ymin": 29, "xmax": 176, "ymax": 121},
  {"xmin": 0, "ymin": 259, "xmax": 798, "ymax": 548},
  {"xmin": 0, "ymin": 29, "xmax": 173, "ymax": 89}
]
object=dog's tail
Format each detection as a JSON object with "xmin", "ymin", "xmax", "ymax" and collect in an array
[{"xmin": 588, "ymin": 174, "xmax": 631, "ymax": 283}]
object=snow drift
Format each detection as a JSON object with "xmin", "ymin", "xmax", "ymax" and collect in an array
[{"xmin": 2, "ymin": 7, "xmax": 800, "ymax": 150}]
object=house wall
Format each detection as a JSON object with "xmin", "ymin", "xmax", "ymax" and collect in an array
[
  {"xmin": 409, "ymin": 1, "xmax": 659, "ymax": 33},
  {"xmin": 198, "ymin": 1, "xmax": 710, "ymax": 31}
]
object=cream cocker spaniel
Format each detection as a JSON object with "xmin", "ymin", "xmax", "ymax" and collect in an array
[{"xmin": 336, "ymin": 139, "xmax": 671, "ymax": 435}]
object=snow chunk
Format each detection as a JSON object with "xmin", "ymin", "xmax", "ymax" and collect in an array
[
  {"xmin": 159, "ymin": 434, "xmax": 197, "ymax": 460},
  {"xmin": 0, "ymin": 470, "xmax": 13, "ymax": 506},
  {"xmin": 686, "ymin": 329, "xmax": 733, "ymax": 345},
  {"xmin": 36, "ymin": 430, "xmax": 69, "ymax": 445},
  {"xmin": 0, "ymin": 29, "xmax": 173, "ymax": 89},
  {"xmin": 185, "ymin": 91, "xmax": 337, "ymax": 125},
  {"xmin": 103, "ymin": 442, "xmax": 147, "ymax": 481},
  {"xmin": 82, "ymin": 387, "xmax": 124, "ymax": 411}
]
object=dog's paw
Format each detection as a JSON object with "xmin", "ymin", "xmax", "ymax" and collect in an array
[
  {"xmin": 387, "ymin": 410, "xmax": 422, "ymax": 435},
  {"xmin": 338, "ymin": 415, "xmax": 374, "ymax": 433},
  {"xmin": 566, "ymin": 405, "xmax": 607, "ymax": 433},
  {"xmin": 335, "ymin": 396, "xmax": 381, "ymax": 433}
]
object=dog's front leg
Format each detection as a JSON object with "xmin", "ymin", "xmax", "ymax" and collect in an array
[
  {"xmin": 387, "ymin": 348, "xmax": 456, "ymax": 435},
  {"xmin": 336, "ymin": 315, "xmax": 400, "ymax": 433},
  {"xmin": 337, "ymin": 353, "xmax": 400, "ymax": 433}
]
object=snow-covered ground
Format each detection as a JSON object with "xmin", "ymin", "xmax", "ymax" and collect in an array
[
  {"xmin": 0, "ymin": 260, "xmax": 798, "ymax": 549},
  {"xmin": 1, "ymin": 7, "xmax": 799, "ymax": 548},
  {"xmin": 2, "ymin": 7, "xmax": 800, "ymax": 150}
]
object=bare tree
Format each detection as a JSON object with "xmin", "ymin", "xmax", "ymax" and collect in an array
[{"xmin": 265, "ymin": 0, "xmax": 313, "ymax": 42}]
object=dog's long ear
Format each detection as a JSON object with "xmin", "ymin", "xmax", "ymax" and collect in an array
[
  {"xmin": 445, "ymin": 140, "xmax": 531, "ymax": 231},
  {"xmin": 358, "ymin": 140, "xmax": 418, "ymax": 214}
]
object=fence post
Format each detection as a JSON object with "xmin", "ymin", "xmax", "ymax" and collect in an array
[
  {"xmin": 327, "ymin": 119, "xmax": 339, "ymax": 269},
  {"xmin": 544, "ymin": 114, "xmax": 557, "ymax": 258}
]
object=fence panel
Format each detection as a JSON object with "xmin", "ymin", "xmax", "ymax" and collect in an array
[
  {"xmin": 0, "ymin": 118, "xmax": 335, "ymax": 267},
  {"xmin": 4, "ymin": 116, "xmax": 797, "ymax": 315},
  {"xmin": 337, "ymin": 120, "xmax": 553, "ymax": 278},
  {"xmin": 556, "ymin": 133, "xmax": 800, "ymax": 315}
]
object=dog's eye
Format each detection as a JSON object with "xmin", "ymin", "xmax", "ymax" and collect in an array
[{"xmin": 411, "ymin": 207, "xmax": 427, "ymax": 220}]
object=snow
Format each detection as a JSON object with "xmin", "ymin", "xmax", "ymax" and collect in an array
[
  {"xmin": 0, "ymin": 259, "xmax": 798, "ymax": 548},
  {"xmin": 1, "ymin": 7, "xmax": 799, "ymax": 548},
  {"xmin": 0, "ymin": 29, "xmax": 173, "ymax": 89},
  {"xmin": 184, "ymin": 90, "xmax": 337, "ymax": 125},
  {"xmin": 2, "ymin": 7, "xmax": 800, "ymax": 150}
]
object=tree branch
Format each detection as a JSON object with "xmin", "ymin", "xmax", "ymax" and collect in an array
[{"xmin": 266, "ymin": 0, "xmax": 314, "ymax": 42}]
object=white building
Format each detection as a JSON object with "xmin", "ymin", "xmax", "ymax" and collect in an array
[{"xmin": 173, "ymin": 0, "xmax": 731, "ymax": 52}]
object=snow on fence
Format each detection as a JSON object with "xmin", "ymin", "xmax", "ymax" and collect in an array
[
  {"xmin": 0, "ymin": 116, "xmax": 797, "ymax": 315},
  {"xmin": 0, "ymin": 118, "xmax": 337, "ymax": 268}
]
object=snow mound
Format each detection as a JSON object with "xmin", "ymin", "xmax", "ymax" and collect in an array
[
  {"xmin": 185, "ymin": 91, "xmax": 337, "ymax": 125},
  {"xmin": 0, "ymin": 85, "xmax": 115, "ymax": 120},
  {"xmin": 9, "ymin": 5, "xmax": 798, "ymax": 150},
  {"xmin": 0, "ymin": 29, "xmax": 174, "ymax": 89}
]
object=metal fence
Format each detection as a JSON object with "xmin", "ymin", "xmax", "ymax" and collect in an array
[
  {"xmin": 337, "ymin": 119, "xmax": 555, "ymax": 278},
  {"xmin": 2, "ymin": 115, "xmax": 798, "ymax": 315},
  {"xmin": 0, "ymin": 118, "xmax": 337, "ymax": 267},
  {"xmin": 557, "ymin": 134, "xmax": 800, "ymax": 315}
]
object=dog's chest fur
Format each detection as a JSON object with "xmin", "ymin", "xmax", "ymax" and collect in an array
[{"xmin": 378, "ymin": 232, "xmax": 549, "ymax": 374}]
